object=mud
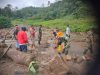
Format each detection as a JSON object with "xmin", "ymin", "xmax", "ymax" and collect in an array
[{"xmin": 0, "ymin": 27, "xmax": 96, "ymax": 75}]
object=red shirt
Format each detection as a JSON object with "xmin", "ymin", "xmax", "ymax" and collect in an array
[
  {"xmin": 29, "ymin": 27, "xmax": 35, "ymax": 37},
  {"xmin": 17, "ymin": 30, "xmax": 28, "ymax": 44}
]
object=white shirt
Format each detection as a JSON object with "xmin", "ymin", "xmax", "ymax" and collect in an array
[{"xmin": 66, "ymin": 27, "xmax": 70, "ymax": 35}]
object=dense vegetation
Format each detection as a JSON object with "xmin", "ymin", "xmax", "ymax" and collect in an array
[
  {"xmin": 0, "ymin": 4, "xmax": 12, "ymax": 28},
  {"xmin": 12, "ymin": 16, "xmax": 95, "ymax": 32},
  {"xmin": 0, "ymin": 16, "xmax": 11, "ymax": 28},
  {"xmin": 12, "ymin": 0, "xmax": 94, "ymax": 20},
  {"xmin": 0, "ymin": 0, "xmax": 95, "ymax": 31}
]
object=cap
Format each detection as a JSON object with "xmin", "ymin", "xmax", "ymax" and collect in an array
[{"xmin": 57, "ymin": 31, "xmax": 64, "ymax": 37}]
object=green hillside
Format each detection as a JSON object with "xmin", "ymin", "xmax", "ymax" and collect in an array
[{"xmin": 12, "ymin": 15, "xmax": 95, "ymax": 32}]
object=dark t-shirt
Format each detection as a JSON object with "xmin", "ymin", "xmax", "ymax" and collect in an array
[
  {"xmin": 53, "ymin": 32, "xmax": 57, "ymax": 37},
  {"xmin": 39, "ymin": 27, "xmax": 42, "ymax": 36},
  {"xmin": 13, "ymin": 29, "xmax": 19, "ymax": 39},
  {"xmin": 57, "ymin": 37, "xmax": 68, "ymax": 45}
]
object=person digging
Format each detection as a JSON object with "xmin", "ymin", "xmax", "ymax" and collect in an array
[{"xmin": 55, "ymin": 30, "xmax": 70, "ymax": 55}]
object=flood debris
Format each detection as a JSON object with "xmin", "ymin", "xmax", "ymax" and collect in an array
[{"xmin": 38, "ymin": 55, "xmax": 69, "ymax": 75}]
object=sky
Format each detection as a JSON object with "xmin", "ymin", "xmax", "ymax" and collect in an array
[{"xmin": 0, "ymin": 0, "xmax": 56, "ymax": 9}]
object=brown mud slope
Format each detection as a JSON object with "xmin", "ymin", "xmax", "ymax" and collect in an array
[
  {"xmin": 0, "ymin": 59, "xmax": 28, "ymax": 75},
  {"xmin": 0, "ymin": 27, "xmax": 95, "ymax": 75}
]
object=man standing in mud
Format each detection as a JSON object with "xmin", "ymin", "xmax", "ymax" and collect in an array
[
  {"xmin": 29, "ymin": 26, "xmax": 36, "ymax": 47},
  {"xmin": 17, "ymin": 27, "xmax": 28, "ymax": 52},
  {"xmin": 38, "ymin": 25, "xmax": 42, "ymax": 45},
  {"xmin": 66, "ymin": 25, "xmax": 70, "ymax": 38},
  {"xmin": 13, "ymin": 25, "xmax": 20, "ymax": 50}
]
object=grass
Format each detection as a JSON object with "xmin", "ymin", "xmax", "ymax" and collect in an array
[{"xmin": 12, "ymin": 16, "xmax": 96, "ymax": 32}]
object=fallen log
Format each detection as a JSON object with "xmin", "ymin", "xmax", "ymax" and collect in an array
[{"xmin": 6, "ymin": 49, "xmax": 34, "ymax": 66}]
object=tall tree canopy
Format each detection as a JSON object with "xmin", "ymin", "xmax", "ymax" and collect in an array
[{"xmin": 0, "ymin": 0, "xmax": 94, "ymax": 20}]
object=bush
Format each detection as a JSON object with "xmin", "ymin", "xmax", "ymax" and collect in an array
[
  {"xmin": 12, "ymin": 15, "xmax": 95, "ymax": 32},
  {"xmin": 0, "ymin": 16, "xmax": 12, "ymax": 29}
]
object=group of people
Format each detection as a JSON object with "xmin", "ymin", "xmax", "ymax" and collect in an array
[
  {"xmin": 13, "ymin": 24, "xmax": 70, "ymax": 54},
  {"xmin": 13, "ymin": 25, "xmax": 42, "ymax": 52}
]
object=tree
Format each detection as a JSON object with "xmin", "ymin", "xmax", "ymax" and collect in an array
[
  {"xmin": 0, "ymin": 0, "xmax": 93, "ymax": 20},
  {"xmin": 0, "ymin": 16, "xmax": 12, "ymax": 28},
  {"xmin": 48, "ymin": 1, "xmax": 51, "ymax": 6},
  {"xmin": 55, "ymin": 0, "xmax": 62, "ymax": 2},
  {"xmin": 3, "ymin": 4, "xmax": 13, "ymax": 17}
]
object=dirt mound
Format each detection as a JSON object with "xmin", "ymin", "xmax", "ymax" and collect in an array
[
  {"xmin": 0, "ymin": 59, "xmax": 28, "ymax": 75},
  {"xmin": 0, "ymin": 43, "xmax": 8, "ymax": 57},
  {"xmin": 6, "ymin": 48, "xmax": 35, "ymax": 66},
  {"xmin": 38, "ymin": 55, "xmax": 69, "ymax": 75},
  {"xmin": 0, "ymin": 28, "xmax": 13, "ymax": 40}
]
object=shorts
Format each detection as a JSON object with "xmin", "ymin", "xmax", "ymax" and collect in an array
[
  {"xmin": 20, "ymin": 45, "xmax": 27, "ymax": 52},
  {"xmin": 16, "ymin": 41, "xmax": 20, "ymax": 48}
]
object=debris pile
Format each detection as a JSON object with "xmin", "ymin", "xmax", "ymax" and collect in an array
[{"xmin": 39, "ymin": 55, "xmax": 69, "ymax": 75}]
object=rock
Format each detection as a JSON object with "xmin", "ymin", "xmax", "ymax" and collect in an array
[
  {"xmin": 66, "ymin": 55, "xmax": 72, "ymax": 61},
  {"xmin": 0, "ymin": 43, "xmax": 7, "ymax": 48}
]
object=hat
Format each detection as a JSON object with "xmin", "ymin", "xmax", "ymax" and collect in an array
[{"xmin": 57, "ymin": 31, "xmax": 64, "ymax": 37}]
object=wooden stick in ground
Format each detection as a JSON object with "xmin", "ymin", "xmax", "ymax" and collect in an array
[
  {"xmin": 0, "ymin": 44, "xmax": 12, "ymax": 59},
  {"xmin": 0, "ymin": 33, "xmax": 14, "ymax": 59}
]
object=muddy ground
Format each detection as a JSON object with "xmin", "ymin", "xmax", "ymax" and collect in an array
[{"xmin": 0, "ymin": 27, "xmax": 95, "ymax": 75}]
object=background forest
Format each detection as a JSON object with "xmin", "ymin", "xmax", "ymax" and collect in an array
[{"xmin": 0, "ymin": 0, "xmax": 95, "ymax": 32}]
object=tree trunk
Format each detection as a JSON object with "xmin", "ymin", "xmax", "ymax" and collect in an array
[{"xmin": 6, "ymin": 49, "xmax": 34, "ymax": 66}]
